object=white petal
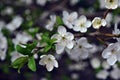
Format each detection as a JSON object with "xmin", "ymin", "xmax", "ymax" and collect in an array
[
  {"xmin": 51, "ymin": 34, "xmax": 61, "ymax": 42},
  {"xmin": 70, "ymin": 12, "xmax": 78, "ymax": 20},
  {"xmin": 46, "ymin": 62, "xmax": 54, "ymax": 71},
  {"xmin": 85, "ymin": 20, "xmax": 92, "ymax": 28},
  {"xmin": 39, "ymin": 59, "xmax": 46, "ymax": 65},
  {"xmin": 48, "ymin": 54, "xmax": 55, "ymax": 60},
  {"xmin": 55, "ymin": 44, "xmax": 65, "ymax": 54},
  {"xmin": 107, "ymin": 55, "xmax": 117, "ymax": 65},
  {"xmin": 53, "ymin": 60, "xmax": 58, "ymax": 68},
  {"xmin": 73, "ymin": 26, "xmax": 81, "ymax": 31},
  {"xmin": 102, "ymin": 50, "xmax": 111, "ymax": 58},
  {"xmin": 101, "ymin": 19, "xmax": 107, "ymax": 26},
  {"xmin": 80, "ymin": 48, "xmax": 89, "ymax": 59},
  {"xmin": 79, "ymin": 15, "xmax": 87, "ymax": 23},
  {"xmin": 58, "ymin": 26, "xmax": 66, "ymax": 36},
  {"xmin": 79, "ymin": 27, "xmax": 87, "ymax": 33},
  {"xmin": 66, "ymin": 41, "xmax": 74, "ymax": 49},
  {"xmin": 63, "ymin": 11, "xmax": 69, "ymax": 18},
  {"xmin": 65, "ymin": 32, "xmax": 74, "ymax": 40}
]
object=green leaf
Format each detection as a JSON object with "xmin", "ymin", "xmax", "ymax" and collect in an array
[
  {"xmin": 16, "ymin": 45, "xmax": 31, "ymax": 55},
  {"xmin": 11, "ymin": 57, "xmax": 28, "ymax": 73},
  {"xmin": 43, "ymin": 45, "xmax": 52, "ymax": 52},
  {"xmin": 28, "ymin": 56, "xmax": 36, "ymax": 72},
  {"xmin": 26, "ymin": 41, "xmax": 38, "ymax": 51},
  {"xmin": 56, "ymin": 16, "xmax": 63, "ymax": 25},
  {"xmin": 16, "ymin": 41, "xmax": 37, "ymax": 55}
]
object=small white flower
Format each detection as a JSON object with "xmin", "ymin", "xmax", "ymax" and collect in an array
[
  {"xmin": 105, "ymin": 0, "xmax": 119, "ymax": 9},
  {"xmin": 92, "ymin": 17, "xmax": 107, "ymax": 29},
  {"xmin": 45, "ymin": 15, "xmax": 56, "ymax": 31},
  {"xmin": 96, "ymin": 70, "xmax": 109, "ymax": 79},
  {"xmin": 51, "ymin": 26, "xmax": 74, "ymax": 54},
  {"xmin": 68, "ymin": 37, "xmax": 92, "ymax": 61},
  {"xmin": 39, "ymin": 54, "xmax": 58, "ymax": 71},
  {"xmin": 0, "ymin": 33, "xmax": 7, "ymax": 60},
  {"xmin": 62, "ymin": 11, "xmax": 78, "ymax": 29},
  {"xmin": 73, "ymin": 15, "xmax": 91, "ymax": 33},
  {"xmin": 102, "ymin": 42, "xmax": 120, "ymax": 65},
  {"xmin": 6, "ymin": 16, "xmax": 23, "ymax": 31}
]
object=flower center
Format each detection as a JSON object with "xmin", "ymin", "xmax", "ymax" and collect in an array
[{"xmin": 80, "ymin": 23, "xmax": 84, "ymax": 27}]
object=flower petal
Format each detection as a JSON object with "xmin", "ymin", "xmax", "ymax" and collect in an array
[
  {"xmin": 55, "ymin": 44, "xmax": 65, "ymax": 54},
  {"xmin": 58, "ymin": 26, "xmax": 66, "ymax": 36},
  {"xmin": 107, "ymin": 55, "xmax": 117, "ymax": 65}
]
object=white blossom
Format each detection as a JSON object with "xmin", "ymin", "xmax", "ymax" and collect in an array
[
  {"xmin": 6, "ymin": 16, "xmax": 23, "ymax": 31},
  {"xmin": 51, "ymin": 26, "xmax": 74, "ymax": 54},
  {"xmin": 73, "ymin": 15, "xmax": 91, "ymax": 33},
  {"xmin": 105, "ymin": 0, "xmax": 119, "ymax": 9},
  {"xmin": 92, "ymin": 17, "xmax": 107, "ymax": 29},
  {"xmin": 102, "ymin": 42, "xmax": 120, "ymax": 65},
  {"xmin": 0, "ymin": 33, "xmax": 7, "ymax": 60},
  {"xmin": 68, "ymin": 37, "xmax": 93, "ymax": 61},
  {"xmin": 39, "ymin": 54, "xmax": 58, "ymax": 71},
  {"xmin": 62, "ymin": 11, "xmax": 78, "ymax": 29},
  {"xmin": 45, "ymin": 15, "xmax": 56, "ymax": 31}
]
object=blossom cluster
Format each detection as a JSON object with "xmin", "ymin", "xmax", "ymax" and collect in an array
[{"xmin": 0, "ymin": 0, "xmax": 120, "ymax": 79}]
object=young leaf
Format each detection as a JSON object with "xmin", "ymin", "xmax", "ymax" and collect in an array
[
  {"xmin": 11, "ymin": 57, "xmax": 28, "ymax": 73},
  {"xmin": 56, "ymin": 16, "xmax": 63, "ymax": 25},
  {"xmin": 16, "ymin": 44, "xmax": 31, "ymax": 55},
  {"xmin": 28, "ymin": 56, "xmax": 36, "ymax": 72}
]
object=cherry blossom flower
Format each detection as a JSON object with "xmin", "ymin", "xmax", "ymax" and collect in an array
[
  {"xmin": 92, "ymin": 17, "xmax": 107, "ymax": 29},
  {"xmin": 39, "ymin": 54, "xmax": 58, "ymax": 71},
  {"xmin": 68, "ymin": 37, "xmax": 93, "ymax": 61},
  {"xmin": 51, "ymin": 26, "xmax": 74, "ymax": 54},
  {"xmin": 45, "ymin": 15, "xmax": 56, "ymax": 31},
  {"xmin": 105, "ymin": 0, "xmax": 119, "ymax": 9},
  {"xmin": 73, "ymin": 15, "xmax": 91, "ymax": 33},
  {"xmin": 62, "ymin": 11, "xmax": 78, "ymax": 29},
  {"xmin": 102, "ymin": 42, "xmax": 120, "ymax": 65}
]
